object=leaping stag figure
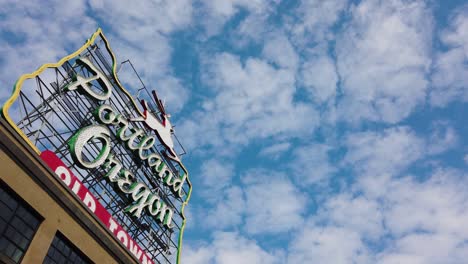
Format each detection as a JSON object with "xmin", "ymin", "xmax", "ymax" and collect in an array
[{"xmin": 131, "ymin": 90, "xmax": 180, "ymax": 163}]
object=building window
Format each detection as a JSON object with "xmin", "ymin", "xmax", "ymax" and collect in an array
[
  {"xmin": 43, "ymin": 233, "xmax": 92, "ymax": 264},
  {"xmin": 0, "ymin": 182, "xmax": 42, "ymax": 263}
]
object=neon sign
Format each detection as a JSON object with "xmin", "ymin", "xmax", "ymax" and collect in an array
[
  {"xmin": 65, "ymin": 57, "xmax": 187, "ymax": 227},
  {"xmin": 1, "ymin": 29, "xmax": 192, "ymax": 264}
]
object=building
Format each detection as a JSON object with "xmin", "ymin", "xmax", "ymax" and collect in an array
[
  {"xmin": 0, "ymin": 117, "xmax": 131, "ymax": 263},
  {"xmin": 0, "ymin": 29, "xmax": 191, "ymax": 264}
]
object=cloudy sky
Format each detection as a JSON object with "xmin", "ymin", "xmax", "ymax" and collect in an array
[{"xmin": 1, "ymin": 0, "xmax": 468, "ymax": 263}]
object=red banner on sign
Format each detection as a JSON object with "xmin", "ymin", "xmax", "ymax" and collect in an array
[{"xmin": 40, "ymin": 150, "xmax": 153, "ymax": 264}]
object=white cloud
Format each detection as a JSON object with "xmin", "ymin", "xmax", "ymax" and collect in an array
[
  {"xmin": 183, "ymin": 244, "xmax": 213, "ymax": 264},
  {"xmin": 344, "ymin": 126, "xmax": 426, "ymax": 200},
  {"xmin": 342, "ymin": 123, "xmax": 462, "ymax": 209},
  {"xmin": 378, "ymin": 233, "xmax": 468, "ymax": 264},
  {"xmin": 430, "ymin": 6, "xmax": 468, "ymax": 106},
  {"xmin": 336, "ymin": 0, "xmax": 432, "ymax": 123},
  {"xmin": 88, "ymin": 0, "xmax": 193, "ymax": 113},
  {"xmin": 300, "ymin": 53, "xmax": 338, "ymax": 103},
  {"xmin": 345, "ymin": 126, "xmax": 424, "ymax": 177},
  {"xmin": 150, "ymin": 75, "xmax": 189, "ymax": 113},
  {"xmin": 192, "ymin": 159, "xmax": 238, "ymax": 232},
  {"xmin": 344, "ymin": 123, "xmax": 457, "ymax": 197},
  {"xmin": 306, "ymin": 130, "xmax": 468, "ymax": 263},
  {"xmin": 0, "ymin": 0, "xmax": 97, "ymax": 102},
  {"xmin": 288, "ymin": 225, "xmax": 372, "ymax": 264},
  {"xmin": 200, "ymin": 169, "xmax": 306, "ymax": 235},
  {"xmin": 241, "ymin": 171, "xmax": 306, "ymax": 234},
  {"xmin": 183, "ymin": 204, "xmax": 194, "ymax": 226},
  {"xmin": 291, "ymin": 143, "xmax": 337, "ymax": 185},
  {"xmin": 289, "ymin": 166, "xmax": 468, "ymax": 264},
  {"xmin": 231, "ymin": 13, "xmax": 271, "ymax": 48},
  {"xmin": 375, "ymin": 168, "xmax": 468, "ymax": 264},
  {"xmin": 184, "ymin": 232, "xmax": 284, "ymax": 264},
  {"xmin": 178, "ymin": 52, "xmax": 318, "ymax": 153},
  {"xmin": 0, "ymin": 0, "xmax": 192, "ymax": 113},
  {"xmin": 204, "ymin": 187, "xmax": 245, "ymax": 229},
  {"xmin": 426, "ymin": 121, "xmax": 458, "ymax": 155},
  {"xmin": 199, "ymin": 159, "xmax": 234, "ymax": 201},
  {"xmin": 312, "ymin": 124, "xmax": 468, "ymax": 263},
  {"xmin": 258, "ymin": 142, "xmax": 291, "ymax": 158},
  {"xmin": 289, "ymin": 0, "xmax": 348, "ymax": 46},
  {"xmin": 262, "ymin": 33, "xmax": 299, "ymax": 70},
  {"xmin": 377, "ymin": 253, "xmax": 425, "ymax": 264},
  {"xmin": 197, "ymin": 0, "xmax": 277, "ymax": 38},
  {"xmin": 317, "ymin": 194, "xmax": 383, "ymax": 240},
  {"xmin": 89, "ymin": 0, "xmax": 193, "ymax": 35},
  {"xmin": 288, "ymin": 0, "xmax": 347, "ymax": 107},
  {"xmin": 383, "ymin": 169, "xmax": 468, "ymax": 238}
]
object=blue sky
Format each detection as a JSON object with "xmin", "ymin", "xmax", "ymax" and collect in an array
[{"xmin": 1, "ymin": 0, "xmax": 468, "ymax": 263}]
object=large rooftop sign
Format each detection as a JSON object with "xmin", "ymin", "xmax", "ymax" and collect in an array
[{"xmin": 1, "ymin": 29, "xmax": 192, "ymax": 264}]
